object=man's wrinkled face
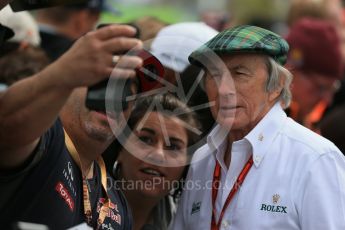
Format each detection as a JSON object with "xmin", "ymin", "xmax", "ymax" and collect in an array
[{"xmin": 205, "ymin": 54, "xmax": 279, "ymax": 132}]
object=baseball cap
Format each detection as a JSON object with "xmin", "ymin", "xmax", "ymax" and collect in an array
[
  {"xmin": 150, "ymin": 22, "xmax": 218, "ymax": 73},
  {"xmin": 189, "ymin": 25, "xmax": 289, "ymax": 66},
  {"xmin": 285, "ymin": 18, "xmax": 343, "ymax": 79}
]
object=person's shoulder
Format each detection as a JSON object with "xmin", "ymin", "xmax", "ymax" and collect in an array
[
  {"xmin": 42, "ymin": 118, "xmax": 65, "ymax": 150},
  {"xmin": 281, "ymin": 118, "xmax": 340, "ymax": 156}
]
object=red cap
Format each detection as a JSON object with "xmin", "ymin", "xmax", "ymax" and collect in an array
[
  {"xmin": 286, "ymin": 18, "xmax": 343, "ymax": 79},
  {"xmin": 134, "ymin": 49, "xmax": 165, "ymax": 92}
]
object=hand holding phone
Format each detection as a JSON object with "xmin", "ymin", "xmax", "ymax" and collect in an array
[{"xmin": 85, "ymin": 24, "xmax": 165, "ymax": 113}]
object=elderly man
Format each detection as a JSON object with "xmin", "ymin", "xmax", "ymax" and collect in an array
[{"xmin": 170, "ymin": 25, "xmax": 345, "ymax": 229}]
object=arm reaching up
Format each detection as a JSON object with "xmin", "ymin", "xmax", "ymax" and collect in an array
[{"xmin": 0, "ymin": 24, "xmax": 142, "ymax": 168}]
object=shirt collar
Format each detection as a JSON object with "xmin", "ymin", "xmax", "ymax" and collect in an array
[
  {"xmin": 245, "ymin": 102, "xmax": 287, "ymax": 167},
  {"xmin": 206, "ymin": 103, "xmax": 287, "ymax": 167},
  {"xmin": 207, "ymin": 124, "xmax": 229, "ymax": 152}
]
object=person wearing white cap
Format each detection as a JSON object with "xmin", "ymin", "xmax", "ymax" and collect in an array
[
  {"xmin": 150, "ymin": 22, "xmax": 218, "ymax": 136},
  {"xmin": 151, "ymin": 22, "xmax": 218, "ymax": 77}
]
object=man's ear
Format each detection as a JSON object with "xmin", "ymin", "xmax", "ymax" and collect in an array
[
  {"xmin": 268, "ymin": 87, "xmax": 283, "ymax": 102},
  {"xmin": 268, "ymin": 73, "xmax": 285, "ymax": 102}
]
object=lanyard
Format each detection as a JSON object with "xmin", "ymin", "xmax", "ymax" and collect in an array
[
  {"xmin": 211, "ymin": 156, "xmax": 253, "ymax": 230},
  {"xmin": 64, "ymin": 130, "xmax": 111, "ymax": 229}
]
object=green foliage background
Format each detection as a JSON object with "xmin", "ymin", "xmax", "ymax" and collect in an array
[{"xmin": 100, "ymin": 3, "xmax": 195, "ymax": 24}]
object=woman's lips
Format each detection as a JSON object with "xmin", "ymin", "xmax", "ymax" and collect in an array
[{"xmin": 140, "ymin": 167, "xmax": 165, "ymax": 177}]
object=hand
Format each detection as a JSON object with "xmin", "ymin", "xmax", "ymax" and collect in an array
[{"xmin": 48, "ymin": 24, "xmax": 143, "ymax": 89}]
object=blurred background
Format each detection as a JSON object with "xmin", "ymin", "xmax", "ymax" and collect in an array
[{"xmin": 101, "ymin": 0, "xmax": 298, "ymax": 34}]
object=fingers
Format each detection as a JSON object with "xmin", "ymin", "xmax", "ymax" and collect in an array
[
  {"xmin": 103, "ymin": 37, "xmax": 143, "ymax": 54},
  {"xmin": 106, "ymin": 67, "xmax": 137, "ymax": 80},
  {"xmin": 114, "ymin": 55, "xmax": 143, "ymax": 69},
  {"xmin": 105, "ymin": 55, "xmax": 143, "ymax": 78},
  {"xmin": 55, "ymin": 24, "xmax": 144, "ymax": 88},
  {"xmin": 94, "ymin": 24, "xmax": 138, "ymax": 40}
]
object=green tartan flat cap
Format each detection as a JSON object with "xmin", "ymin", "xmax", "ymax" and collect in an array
[{"xmin": 189, "ymin": 25, "xmax": 289, "ymax": 65}]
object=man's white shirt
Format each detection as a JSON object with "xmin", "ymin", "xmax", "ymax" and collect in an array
[{"xmin": 170, "ymin": 103, "xmax": 345, "ymax": 230}]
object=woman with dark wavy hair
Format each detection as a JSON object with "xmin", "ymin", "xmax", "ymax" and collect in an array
[{"xmin": 113, "ymin": 93, "xmax": 201, "ymax": 230}]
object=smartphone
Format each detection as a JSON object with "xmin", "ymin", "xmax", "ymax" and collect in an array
[
  {"xmin": 85, "ymin": 78, "xmax": 131, "ymax": 112},
  {"xmin": 85, "ymin": 23, "xmax": 141, "ymax": 112}
]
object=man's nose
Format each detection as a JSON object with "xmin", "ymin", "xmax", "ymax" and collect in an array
[{"xmin": 218, "ymin": 73, "xmax": 236, "ymax": 96}]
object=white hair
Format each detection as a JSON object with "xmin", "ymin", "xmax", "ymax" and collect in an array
[{"xmin": 265, "ymin": 57, "xmax": 293, "ymax": 109}]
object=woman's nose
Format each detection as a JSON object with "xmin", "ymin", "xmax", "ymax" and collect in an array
[{"xmin": 145, "ymin": 142, "xmax": 165, "ymax": 164}]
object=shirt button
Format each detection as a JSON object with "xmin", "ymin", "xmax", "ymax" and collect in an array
[
  {"xmin": 254, "ymin": 155, "xmax": 261, "ymax": 164},
  {"xmin": 222, "ymin": 220, "xmax": 230, "ymax": 229},
  {"xmin": 258, "ymin": 133, "xmax": 264, "ymax": 141}
]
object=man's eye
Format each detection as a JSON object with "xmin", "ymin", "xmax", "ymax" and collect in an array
[{"xmin": 233, "ymin": 70, "xmax": 247, "ymax": 76}]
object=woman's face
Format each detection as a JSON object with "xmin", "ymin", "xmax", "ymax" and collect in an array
[{"xmin": 117, "ymin": 112, "xmax": 188, "ymax": 198}]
